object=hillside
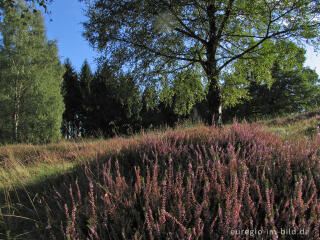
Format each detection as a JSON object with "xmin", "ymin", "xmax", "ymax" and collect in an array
[
  {"xmin": 0, "ymin": 112, "xmax": 320, "ymax": 239},
  {"xmin": 257, "ymin": 109, "xmax": 320, "ymax": 137}
]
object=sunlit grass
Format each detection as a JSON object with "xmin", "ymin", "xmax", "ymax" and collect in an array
[{"xmin": 0, "ymin": 161, "xmax": 75, "ymax": 190}]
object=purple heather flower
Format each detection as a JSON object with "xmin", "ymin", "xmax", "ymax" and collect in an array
[
  {"xmin": 188, "ymin": 163, "xmax": 192, "ymax": 169},
  {"xmin": 45, "ymin": 224, "xmax": 52, "ymax": 230}
]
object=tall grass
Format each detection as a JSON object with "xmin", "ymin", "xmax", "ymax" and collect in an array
[{"xmin": 1, "ymin": 120, "xmax": 320, "ymax": 239}]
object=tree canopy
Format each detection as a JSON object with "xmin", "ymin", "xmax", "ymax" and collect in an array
[
  {"xmin": 82, "ymin": 0, "xmax": 320, "ymax": 125},
  {"xmin": 0, "ymin": 0, "xmax": 51, "ymax": 12},
  {"xmin": 224, "ymin": 42, "xmax": 320, "ymax": 120},
  {"xmin": 0, "ymin": 0, "xmax": 64, "ymax": 143},
  {"xmin": 61, "ymin": 59, "xmax": 82, "ymax": 139}
]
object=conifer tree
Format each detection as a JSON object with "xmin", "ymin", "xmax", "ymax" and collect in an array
[
  {"xmin": 61, "ymin": 59, "xmax": 81, "ymax": 139},
  {"xmin": 85, "ymin": 62, "xmax": 142, "ymax": 137},
  {"xmin": 78, "ymin": 59, "xmax": 93, "ymax": 136}
]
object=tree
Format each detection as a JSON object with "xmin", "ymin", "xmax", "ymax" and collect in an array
[
  {"xmin": 160, "ymin": 68, "xmax": 206, "ymax": 116},
  {"xmin": 85, "ymin": 62, "xmax": 142, "ymax": 137},
  {"xmin": 61, "ymin": 59, "xmax": 82, "ymax": 139},
  {"xmin": 78, "ymin": 59, "xmax": 93, "ymax": 136},
  {"xmin": 115, "ymin": 74, "xmax": 142, "ymax": 134},
  {"xmin": 0, "ymin": 0, "xmax": 64, "ymax": 143},
  {"xmin": 82, "ymin": 0, "xmax": 320, "ymax": 125},
  {"xmin": 224, "ymin": 43, "xmax": 320, "ymax": 120},
  {"xmin": 79, "ymin": 59, "xmax": 93, "ymax": 98},
  {"xmin": 0, "ymin": 0, "xmax": 51, "ymax": 13}
]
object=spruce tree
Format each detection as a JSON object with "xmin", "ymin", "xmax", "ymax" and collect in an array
[
  {"xmin": 0, "ymin": 0, "xmax": 64, "ymax": 143},
  {"xmin": 86, "ymin": 62, "xmax": 142, "ymax": 137},
  {"xmin": 78, "ymin": 59, "xmax": 93, "ymax": 136},
  {"xmin": 61, "ymin": 59, "xmax": 81, "ymax": 139}
]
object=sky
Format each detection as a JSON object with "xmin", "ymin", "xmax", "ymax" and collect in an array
[
  {"xmin": 44, "ymin": 0, "xmax": 97, "ymax": 73},
  {"xmin": 43, "ymin": 0, "xmax": 319, "ymax": 76}
]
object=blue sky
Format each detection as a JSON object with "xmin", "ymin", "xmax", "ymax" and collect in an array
[
  {"xmin": 305, "ymin": 46, "xmax": 319, "ymax": 76},
  {"xmin": 43, "ymin": 1, "xmax": 319, "ymax": 76},
  {"xmin": 44, "ymin": 0, "xmax": 97, "ymax": 73}
]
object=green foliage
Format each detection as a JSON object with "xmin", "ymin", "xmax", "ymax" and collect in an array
[
  {"xmin": 82, "ymin": 0, "xmax": 320, "ymax": 123},
  {"xmin": 0, "ymin": 0, "xmax": 64, "ymax": 143},
  {"xmin": 0, "ymin": 0, "xmax": 51, "ymax": 13},
  {"xmin": 141, "ymin": 86, "xmax": 158, "ymax": 112},
  {"xmin": 221, "ymin": 40, "xmax": 308, "ymax": 107},
  {"xmin": 84, "ymin": 62, "xmax": 142, "ymax": 137},
  {"xmin": 78, "ymin": 59, "xmax": 93, "ymax": 136},
  {"xmin": 61, "ymin": 59, "xmax": 82, "ymax": 139},
  {"xmin": 160, "ymin": 68, "xmax": 206, "ymax": 116},
  {"xmin": 224, "ymin": 42, "xmax": 320, "ymax": 121},
  {"xmin": 79, "ymin": 59, "xmax": 93, "ymax": 98}
]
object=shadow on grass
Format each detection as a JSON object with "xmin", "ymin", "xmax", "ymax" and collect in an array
[
  {"xmin": 0, "ymin": 136, "xmax": 162, "ymax": 239},
  {"xmin": 0, "ymin": 153, "xmax": 114, "ymax": 239},
  {"xmin": 0, "ymin": 128, "xmax": 204, "ymax": 239}
]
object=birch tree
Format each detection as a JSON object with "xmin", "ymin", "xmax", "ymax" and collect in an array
[
  {"xmin": 82, "ymin": 0, "xmax": 320, "ymax": 125},
  {"xmin": 0, "ymin": 0, "xmax": 64, "ymax": 143}
]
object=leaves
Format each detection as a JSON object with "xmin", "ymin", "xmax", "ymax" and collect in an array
[
  {"xmin": 0, "ymin": 1, "xmax": 64, "ymax": 143},
  {"xmin": 82, "ymin": 0, "xmax": 320, "ymax": 122}
]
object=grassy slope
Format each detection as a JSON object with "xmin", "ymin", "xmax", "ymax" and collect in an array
[
  {"xmin": 0, "ymin": 111, "xmax": 320, "ymax": 239},
  {"xmin": 0, "ymin": 137, "xmax": 136, "ymax": 190},
  {"xmin": 257, "ymin": 109, "xmax": 320, "ymax": 137}
]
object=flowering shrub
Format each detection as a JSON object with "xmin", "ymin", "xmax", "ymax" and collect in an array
[{"xmin": 48, "ymin": 121, "xmax": 320, "ymax": 239}]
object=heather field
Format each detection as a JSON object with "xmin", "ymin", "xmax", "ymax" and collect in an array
[{"xmin": 1, "ymin": 117, "xmax": 320, "ymax": 239}]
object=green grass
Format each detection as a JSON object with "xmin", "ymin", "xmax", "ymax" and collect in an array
[
  {"xmin": 257, "ymin": 109, "xmax": 320, "ymax": 137},
  {"xmin": 0, "ymin": 161, "xmax": 75, "ymax": 190}
]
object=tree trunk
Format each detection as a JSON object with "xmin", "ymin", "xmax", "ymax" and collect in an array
[
  {"xmin": 203, "ymin": 52, "xmax": 223, "ymax": 127},
  {"xmin": 205, "ymin": 4, "xmax": 223, "ymax": 127},
  {"xmin": 13, "ymin": 86, "xmax": 20, "ymax": 142},
  {"xmin": 207, "ymin": 72, "xmax": 223, "ymax": 127}
]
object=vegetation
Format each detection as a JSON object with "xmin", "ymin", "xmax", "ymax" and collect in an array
[
  {"xmin": 224, "ymin": 42, "xmax": 320, "ymax": 121},
  {"xmin": 0, "ymin": 0, "xmax": 51, "ymax": 13},
  {"xmin": 61, "ymin": 59, "xmax": 82, "ymax": 139},
  {"xmin": 0, "ymin": 1, "xmax": 320, "ymax": 239},
  {"xmin": 82, "ymin": 0, "xmax": 320, "ymax": 125},
  {"xmin": 0, "ymin": 0, "xmax": 64, "ymax": 144},
  {"xmin": 1, "ymin": 0, "xmax": 320, "ymax": 144},
  {"xmin": 1, "ymin": 113, "xmax": 320, "ymax": 239}
]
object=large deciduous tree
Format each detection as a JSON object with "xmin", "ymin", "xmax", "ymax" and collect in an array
[
  {"xmin": 0, "ymin": 0, "xmax": 64, "ymax": 143},
  {"xmin": 225, "ymin": 43, "xmax": 320, "ymax": 120},
  {"xmin": 0, "ymin": 0, "xmax": 51, "ymax": 12},
  {"xmin": 82, "ymin": 0, "xmax": 320, "ymax": 125}
]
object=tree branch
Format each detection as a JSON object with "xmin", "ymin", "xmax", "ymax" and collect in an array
[
  {"xmin": 216, "ymin": 0, "xmax": 235, "ymax": 40},
  {"xmin": 114, "ymin": 37, "xmax": 201, "ymax": 63}
]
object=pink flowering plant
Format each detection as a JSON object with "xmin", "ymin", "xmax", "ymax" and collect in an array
[{"xmin": 7, "ymin": 121, "xmax": 319, "ymax": 239}]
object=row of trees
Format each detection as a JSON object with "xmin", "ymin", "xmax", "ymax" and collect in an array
[
  {"xmin": 62, "ymin": 43, "xmax": 320, "ymax": 139},
  {"xmin": 1, "ymin": 0, "xmax": 320, "ymax": 143},
  {"xmin": 82, "ymin": 0, "xmax": 320, "ymax": 126},
  {"xmin": 62, "ymin": 60, "xmax": 142, "ymax": 138}
]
